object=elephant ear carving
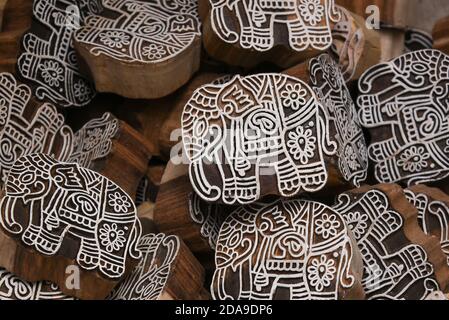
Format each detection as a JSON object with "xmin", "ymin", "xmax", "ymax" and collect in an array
[
  {"xmin": 217, "ymin": 76, "xmax": 258, "ymax": 117},
  {"xmin": 51, "ymin": 163, "xmax": 85, "ymax": 190}
]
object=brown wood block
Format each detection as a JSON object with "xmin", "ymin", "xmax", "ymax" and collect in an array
[
  {"xmin": 0, "ymin": 29, "xmax": 27, "ymax": 74},
  {"xmin": 108, "ymin": 228, "xmax": 207, "ymax": 300},
  {"xmin": 405, "ymin": 29, "xmax": 433, "ymax": 53},
  {"xmin": 0, "ymin": 0, "xmax": 32, "ymax": 32},
  {"xmin": 405, "ymin": 185, "xmax": 449, "ymax": 267},
  {"xmin": 0, "ymin": 72, "xmax": 150, "ymax": 199},
  {"xmin": 199, "ymin": 0, "xmax": 340, "ymax": 68},
  {"xmin": 16, "ymin": 0, "xmax": 102, "ymax": 107},
  {"xmin": 181, "ymin": 53, "xmax": 369, "ymax": 205},
  {"xmin": 73, "ymin": 0, "xmax": 201, "ymax": 99},
  {"xmin": 357, "ymin": 49, "xmax": 449, "ymax": 187},
  {"xmin": 0, "ymin": 153, "xmax": 143, "ymax": 300},
  {"xmin": 433, "ymin": 16, "xmax": 449, "ymax": 54},
  {"xmin": 153, "ymin": 160, "xmax": 234, "ymax": 259},
  {"xmin": 333, "ymin": 183, "xmax": 449, "ymax": 299},
  {"xmin": 211, "ymin": 197, "xmax": 365, "ymax": 300},
  {"xmin": 331, "ymin": 6, "xmax": 381, "ymax": 82},
  {"xmin": 0, "ymin": 268, "xmax": 75, "ymax": 300}
]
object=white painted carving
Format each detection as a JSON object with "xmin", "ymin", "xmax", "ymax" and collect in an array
[
  {"xmin": 334, "ymin": 189, "xmax": 440, "ymax": 300},
  {"xmin": 358, "ymin": 49, "xmax": 449, "ymax": 186},
  {"xmin": 405, "ymin": 189, "xmax": 449, "ymax": 267},
  {"xmin": 310, "ymin": 54, "xmax": 368, "ymax": 186},
  {"xmin": 0, "ymin": 268, "xmax": 73, "ymax": 300},
  {"xmin": 74, "ymin": 0, "xmax": 201, "ymax": 63},
  {"xmin": 17, "ymin": 0, "xmax": 101, "ymax": 107},
  {"xmin": 108, "ymin": 233, "xmax": 179, "ymax": 300},
  {"xmin": 211, "ymin": 199, "xmax": 358, "ymax": 300},
  {"xmin": 182, "ymin": 73, "xmax": 338, "ymax": 205},
  {"xmin": 208, "ymin": 0, "xmax": 340, "ymax": 52},
  {"xmin": 0, "ymin": 154, "xmax": 142, "ymax": 279}
]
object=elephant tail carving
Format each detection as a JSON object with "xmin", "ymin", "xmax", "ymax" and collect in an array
[
  {"xmin": 128, "ymin": 219, "xmax": 143, "ymax": 261},
  {"xmin": 0, "ymin": 196, "xmax": 23, "ymax": 235}
]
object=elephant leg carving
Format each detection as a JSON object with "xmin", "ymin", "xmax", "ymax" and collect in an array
[
  {"xmin": 275, "ymin": 157, "xmax": 301, "ymax": 197},
  {"xmin": 221, "ymin": 157, "xmax": 258, "ymax": 205},
  {"xmin": 34, "ymin": 226, "xmax": 65, "ymax": 255},
  {"xmin": 238, "ymin": 3, "xmax": 273, "ymax": 51},
  {"xmin": 369, "ymin": 138, "xmax": 402, "ymax": 162},
  {"xmin": 78, "ymin": 237, "xmax": 100, "ymax": 270},
  {"xmin": 288, "ymin": 19, "xmax": 309, "ymax": 51}
]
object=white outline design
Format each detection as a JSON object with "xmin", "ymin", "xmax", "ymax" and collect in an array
[{"xmin": 211, "ymin": 199, "xmax": 357, "ymax": 300}]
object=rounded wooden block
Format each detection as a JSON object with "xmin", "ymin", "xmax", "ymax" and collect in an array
[
  {"xmin": 108, "ymin": 230, "xmax": 206, "ymax": 300},
  {"xmin": 182, "ymin": 53, "xmax": 368, "ymax": 205},
  {"xmin": 199, "ymin": 0, "xmax": 340, "ymax": 68},
  {"xmin": 357, "ymin": 49, "xmax": 449, "ymax": 187},
  {"xmin": 16, "ymin": 0, "xmax": 101, "ymax": 107},
  {"xmin": 405, "ymin": 184, "xmax": 449, "ymax": 267},
  {"xmin": 0, "ymin": 154, "xmax": 142, "ymax": 300},
  {"xmin": 331, "ymin": 6, "xmax": 381, "ymax": 82},
  {"xmin": 333, "ymin": 183, "xmax": 449, "ymax": 300},
  {"xmin": 74, "ymin": 0, "xmax": 202, "ymax": 99},
  {"xmin": 211, "ymin": 198, "xmax": 365, "ymax": 300}
]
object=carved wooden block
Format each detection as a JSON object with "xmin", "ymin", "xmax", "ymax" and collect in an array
[
  {"xmin": 333, "ymin": 184, "xmax": 449, "ymax": 300},
  {"xmin": 405, "ymin": 185, "xmax": 449, "ymax": 267},
  {"xmin": 0, "ymin": 73, "xmax": 151, "ymax": 197},
  {"xmin": 0, "ymin": 268, "xmax": 74, "ymax": 300},
  {"xmin": 17, "ymin": 0, "xmax": 102, "ymax": 107},
  {"xmin": 73, "ymin": 0, "xmax": 201, "ymax": 99},
  {"xmin": 0, "ymin": 0, "xmax": 32, "ymax": 32},
  {"xmin": 433, "ymin": 16, "xmax": 449, "ymax": 55},
  {"xmin": 153, "ymin": 161, "xmax": 233, "ymax": 260},
  {"xmin": 405, "ymin": 29, "xmax": 433, "ymax": 53},
  {"xmin": 331, "ymin": 6, "xmax": 381, "ymax": 82},
  {"xmin": 199, "ymin": 0, "xmax": 340, "ymax": 68},
  {"xmin": 425, "ymin": 291, "xmax": 449, "ymax": 300},
  {"xmin": 0, "ymin": 153, "xmax": 142, "ymax": 300},
  {"xmin": 108, "ymin": 230, "xmax": 207, "ymax": 300},
  {"xmin": 211, "ymin": 198, "xmax": 365, "ymax": 300},
  {"xmin": 182, "ymin": 53, "xmax": 368, "ymax": 205},
  {"xmin": 358, "ymin": 49, "xmax": 449, "ymax": 186}
]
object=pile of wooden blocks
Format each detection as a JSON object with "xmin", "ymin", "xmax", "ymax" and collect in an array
[{"xmin": 1, "ymin": 0, "xmax": 449, "ymax": 300}]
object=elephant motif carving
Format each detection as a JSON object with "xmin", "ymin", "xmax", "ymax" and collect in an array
[
  {"xmin": 0, "ymin": 73, "xmax": 73, "ymax": 184},
  {"xmin": 405, "ymin": 189, "xmax": 449, "ymax": 267},
  {"xmin": 310, "ymin": 54, "xmax": 368, "ymax": 187},
  {"xmin": 208, "ymin": 0, "xmax": 340, "ymax": 51},
  {"xmin": 0, "ymin": 268, "xmax": 73, "ymax": 300},
  {"xmin": 211, "ymin": 199, "xmax": 362, "ymax": 300},
  {"xmin": 17, "ymin": 0, "xmax": 101, "ymax": 107},
  {"xmin": 108, "ymin": 233, "xmax": 179, "ymax": 300},
  {"xmin": 74, "ymin": 0, "xmax": 201, "ymax": 63},
  {"xmin": 334, "ymin": 189, "xmax": 440, "ymax": 300},
  {"xmin": 0, "ymin": 154, "xmax": 142, "ymax": 279},
  {"xmin": 357, "ymin": 49, "xmax": 449, "ymax": 186},
  {"xmin": 182, "ymin": 73, "xmax": 337, "ymax": 205}
]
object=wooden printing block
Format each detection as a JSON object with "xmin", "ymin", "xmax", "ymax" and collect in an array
[
  {"xmin": 73, "ymin": 0, "xmax": 202, "ymax": 99},
  {"xmin": 405, "ymin": 185, "xmax": 449, "ymax": 267},
  {"xmin": 357, "ymin": 49, "xmax": 449, "ymax": 188},
  {"xmin": 333, "ymin": 183, "xmax": 449, "ymax": 300},
  {"xmin": 108, "ymin": 220, "xmax": 208, "ymax": 300},
  {"xmin": 198, "ymin": 0, "xmax": 340, "ymax": 68},
  {"xmin": 16, "ymin": 0, "xmax": 102, "ymax": 107},
  {"xmin": 331, "ymin": 6, "xmax": 381, "ymax": 82},
  {"xmin": 433, "ymin": 16, "xmax": 449, "ymax": 55},
  {"xmin": 405, "ymin": 29, "xmax": 433, "ymax": 53},
  {"xmin": 211, "ymin": 197, "xmax": 365, "ymax": 300},
  {"xmin": 182, "ymin": 53, "xmax": 369, "ymax": 205},
  {"xmin": 0, "ymin": 72, "xmax": 151, "ymax": 197},
  {"xmin": 0, "ymin": 153, "xmax": 143, "ymax": 300},
  {"xmin": 152, "ymin": 160, "xmax": 234, "ymax": 266}
]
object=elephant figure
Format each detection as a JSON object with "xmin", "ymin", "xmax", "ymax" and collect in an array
[
  {"xmin": 0, "ymin": 73, "xmax": 73, "ymax": 184},
  {"xmin": 0, "ymin": 153, "xmax": 142, "ymax": 279},
  {"xmin": 182, "ymin": 74, "xmax": 337, "ymax": 205},
  {"xmin": 108, "ymin": 233, "xmax": 180, "ymax": 300},
  {"xmin": 334, "ymin": 190, "xmax": 440, "ymax": 300},
  {"xmin": 74, "ymin": 0, "xmax": 201, "ymax": 63},
  {"xmin": 17, "ymin": 0, "xmax": 99, "ymax": 107},
  {"xmin": 357, "ymin": 49, "xmax": 449, "ymax": 186},
  {"xmin": 208, "ymin": 0, "xmax": 340, "ymax": 51},
  {"xmin": 211, "ymin": 199, "xmax": 359, "ymax": 300}
]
